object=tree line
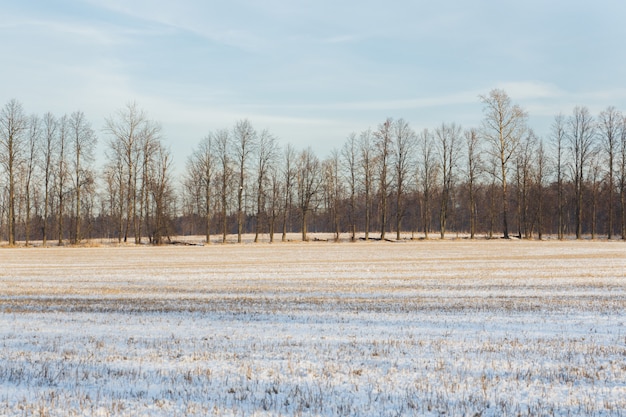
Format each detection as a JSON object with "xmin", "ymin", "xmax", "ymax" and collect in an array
[{"xmin": 2, "ymin": 90, "xmax": 626, "ymax": 245}]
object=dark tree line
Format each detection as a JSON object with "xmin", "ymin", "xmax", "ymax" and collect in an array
[{"xmin": 3, "ymin": 90, "xmax": 626, "ymax": 245}]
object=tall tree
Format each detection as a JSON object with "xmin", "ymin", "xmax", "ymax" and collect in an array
[
  {"xmin": 254, "ymin": 129, "xmax": 278, "ymax": 242},
  {"xmin": 515, "ymin": 130, "xmax": 536, "ymax": 239},
  {"xmin": 620, "ymin": 116, "xmax": 626, "ymax": 240},
  {"xmin": 186, "ymin": 134, "xmax": 215, "ymax": 243},
  {"xmin": 0, "ymin": 99, "xmax": 27, "ymax": 245},
  {"xmin": 485, "ymin": 155, "xmax": 500, "ymax": 239},
  {"xmin": 418, "ymin": 128, "xmax": 438, "ymax": 238},
  {"xmin": 435, "ymin": 122, "xmax": 462, "ymax": 238},
  {"xmin": 480, "ymin": 89, "xmax": 528, "ymax": 238},
  {"xmin": 464, "ymin": 128, "xmax": 481, "ymax": 239},
  {"xmin": 268, "ymin": 158, "xmax": 282, "ymax": 243},
  {"xmin": 282, "ymin": 144, "xmax": 296, "ymax": 242},
  {"xmin": 589, "ymin": 154, "xmax": 602, "ymax": 239},
  {"xmin": 359, "ymin": 129, "xmax": 375, "ymax": 240},
  {"xmin": 41, "ymin": 112, "xmax": 57, "ymax": 246},
  {"xmin": 375, "ymin": 118, "xmax": 393, "ymax": 240},
  {"xmin": 103, "ymin": 155, "xmax": 124, "ymax": 242},
  {"xmin": 137, "ymin": 121, "xmax": 161, "ymax": 244},
  {"xmin": 296, "ymin": 148, "xmax": 321, "ymax": 241},
  {"xmin": 551, "ymin": 114, "xmax": 567, "ymax": 240},
  {"xmin": 56, "ymin": 115, "xmax": 69, "ymax": 245},
  {"xmin": 599, "ymin": 106, "xmax": 621, "ymax": 239},
  {"xmin": 233, "ymin": 119, "xmax": 256, "ymax": 243},
  {"xmin": 69, "ymin": 111, "xmax": 96, "ymax": 243},
  {"xmin": 24, "ymin": 114, "xmax": 41, "ymax": 245},
  {"xmin": 323, "ymin": 150, "xmax": 342, "ymax": 241},
  {"xmin": 215, "ymin": 129, "xmax": 232, "ymax": 243},
  {"xmin": 567, "ymin": 106, "xmax": 597, "ymax": 239},
  {"xmin": 105, "ymin": 103, "xmax": 144, "ymax": 243},
  {"xmin": 341, "ymin": 133, "xmax": 359, "ymax": 241},
  {"xmin": 105, "ymin": 103, "xmax": 161, "ymax": 243},
  {"xmin": 147, "ymin": 143, "xmax": 174, "ymax": 244},
  {"xmin": 393, "ymin": 119, "xmax": 416, "ymax": 240},
  {"xmin": 534, "ymin": 139, "xmax": 549, "ymax": 240}
]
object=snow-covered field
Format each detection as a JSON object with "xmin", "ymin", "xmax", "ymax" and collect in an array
[{"xmin": 1, "ymin": 239, "xmax": 625, "ymax": 416}]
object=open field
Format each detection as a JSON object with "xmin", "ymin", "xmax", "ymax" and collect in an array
[{"xmin": 1, "ymin": 239, "xmax": 626, "ymax": 416}]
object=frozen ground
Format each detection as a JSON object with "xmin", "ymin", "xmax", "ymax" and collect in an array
[{"xmin": 0, "ymin": 239, "xmax": 625, "ymax": 416}]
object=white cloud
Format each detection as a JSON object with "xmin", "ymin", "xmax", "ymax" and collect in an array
[
  {"xmin": 82, "ymin": 0, "xmax": 272, "ymax": 52},
  {"xmin": 321, "ymin": 34, "xmax": 364, "ymax": 44},
  {"xmin": 266, "ymin": 90, "xmax": 482, "ymax": 112},
  {"xmin": 4, "ymin": 0, "xmax": 626, "ymax": 163},
  {"xmin": 494, "ymin": 81, "xmax": 564, "ymax": 101}
]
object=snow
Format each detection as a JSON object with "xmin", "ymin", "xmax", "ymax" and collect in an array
[{"xmin": 1, "ymin": 239, "xmax": 625, "ymax": 416}]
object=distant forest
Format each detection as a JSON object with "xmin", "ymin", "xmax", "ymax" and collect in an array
[{"xmin": 1, "ymin": 89, "xmax": 625, "ymax": 245}]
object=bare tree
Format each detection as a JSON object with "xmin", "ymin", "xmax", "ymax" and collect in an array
[
  {"xmin": 137, "ymin": 121, "xmax": 161, "ymax": 244},
  {"xmin": 589, "ymin": 154, "xmax": 602, "ymax": 239},
  {"xmin": 104, "ymin": 103, "xmax": 145, "ymax": 243},
  {"xmin": 24, "ymin": 114, "xmax": 41, "ymax": 245},
  {"xmin": 282, "ymin": 143, "xmax": 296, "ymax": 242},
  {"xmin": 182, "ymin": 153, "xmax": 202, "ymax": 236},
  {"xmin": 359, "ymin": 129, "xmax": 375, "ymax": 240},
  {"xmin": 599, "ymin": 106, "xmax": 621, "ymax": 239},
  {"xmin": 103, "ymin": 155, "xmax": 124, "ymax": 242},
  {"xmin": 69, "ymin": 111, "xmax": 96, "ymax": 243},
  {"xmin": 148, "ymin": 143, "xmax": 174, "ymax": 244},
  {"xmin": 515, "ymin": 130, "xmax": 537, "ymax": 239},
  {"xmin": 485, "ymin": 154, "xmax": 500, "ymax": 239},
  {"xmin": 232, "ymin": 119, "xmax": 256, "ymax": 243},
  {"xmin": 215, "ymin": 129, "xmax": 232, "ymax": 243},
  {"xmin": 375, "ymin": 118, "xmax": 393, "ymax": 240},
  {"xmin": 268, "ymin": 159, "xmax": 282, "ymax": 243},
  {"xmin": 418, "ymin": 128, "xmax": 438, "ymax": 238},
  {"xmin": 56, "ymin": 115, "xmax": 69, "ymax": 245},
  {"xmin": 480, "ymin": 89, "xmax": 528, "ymax": 238},
  {"xmin": 464, "ymin": 128, "xmax": 481, "ymax": 239},
  {"xmin": 534, "ymin": 139, "xmax": 549, "ymax": 240},
  {"xmin": 323, "ymin": 150, "xmax": 342, "ymax": 241},
  {"xmin": 393, "ymin": 119, "xmax": 416, "ymax": 240},
  {"xmin": 254, "ymin": 129, "xmax": 278, "ymax": 242},
  {"xmin": 435, "ymin": 122, "xmax": 462, "ymax": 238},
  {"xmin": 620, "ymin": 116, "xmax": 626, "ymax": 240},
  {"xmin": 551, "ymin": 114, "xmax": 567, "ymax": 240},
  {"xmin": 0, "ymin": 99, "xmax": 27, "ymax": 245},
  {"xmin": 296, "ymin": 147, "xmax": 321, "ymax": 241},
  {"xmin": 40, "ymin": 113, "xmax": 57, "ymax": 246},
  {"xmin": 14, "ymin": 95, "xmax": 626, "ymax": 242},
  {"xmin": 341, "ymin": 133, "xmax": 359, "ymax": 241},
  {"xmin": 186, "ymin": 134, "xmax": 215, "ymax": 243},
  {"xmin": 567, "ymin": 106, "xmax": 597, "ymax": 239}
]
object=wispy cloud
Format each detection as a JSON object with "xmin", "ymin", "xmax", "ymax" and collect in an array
[
  {"xmin": 321, "ymin": 34, "xmax": 364, "ymax": 44},
  {"xmin": 263, "ymin": 90, "xmax": 482, "ymax": 112},
  {"xmin": 83, "ymin": 0, "xmax": 272, "ymax": 51},
  {"xmin": 2, "ymin": 18, "xmax": 129, "ymax": 46},
  {"xmin": 494, "ymin": 81, "xmax": 564, "ymax": 101},
  {"xmin": 3, "ymin": 0, "xmax": 626, "ymax": 161}
]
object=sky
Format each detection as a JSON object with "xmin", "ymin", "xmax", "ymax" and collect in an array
[{"xmin": 2, "ymin": 0, "xmax": 626, "ymax": 170}]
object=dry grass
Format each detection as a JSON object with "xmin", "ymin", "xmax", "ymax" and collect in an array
[{"xmin": 1, "ymin": 239, "xmax": 625, "ymax": 416}]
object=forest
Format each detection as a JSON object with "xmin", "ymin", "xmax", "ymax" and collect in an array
[{"xmin": 0, "ymin": 89, "xmax": 624, "ymax": 245}]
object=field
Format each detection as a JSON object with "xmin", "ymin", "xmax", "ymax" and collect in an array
[{"xmin": 1, "ymin": 238, "xmax": 625, "ymax": 416}]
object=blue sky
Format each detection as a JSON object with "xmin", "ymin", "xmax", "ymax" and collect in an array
[{"xmin": 2, "ymin": 0, "xmax": 626, "ymax": 167}]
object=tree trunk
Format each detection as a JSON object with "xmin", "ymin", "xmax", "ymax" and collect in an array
[
  {"xmin": 205, "ymin": 183, "xmax": 211, "ymax": 244},
  {"xmin": 469, "ymin": 183, "xmax": 475, "ymax": 239},
  {"xmin": 501, "ymin": 162, "xmax": 509, "ymax": 239},
  {"xmin": 301, "ymin": 211, "xmax": 308, "ymax": 241},
  {"xmin": 364, "ymin": 186, "xmax": 370, "ymax": 240},
  {"xmin": 621, "ymin": 186, "xmax": 626, "ymax": 239},
  {"xmin": 396, "ymin": 190, "xmax": 402, "ymax": 240}
]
